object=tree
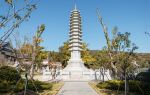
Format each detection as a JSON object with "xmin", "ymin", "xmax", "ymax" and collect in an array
[
  {"xmin": 59, "ymin": 41, "xmax": 70, "ymax": 68},
  {"xmin": 0, "ymin": 0, "xmax": 37, "ymax": 46},
  {"xmin": 48, "ymin": 51, "xmax": 60, "ymax": 62},
  {"xmin": 81, "ymin": 43, "xmax": 95, "ymax": 68},
  {"xmin": 97, "ymin": 9, "xmax": 118, "ymax": 77},
  {"xmin": 20, "ymin": 43, "xmax": 33, "ymax": 60},
  {"xmin": 92, "ymin": 49, "xmax": 111, "ymax": 81},
  {"xmin": 34, "ymin": 47, "xmax": 47, "ymax": 72},
  {"xmin": 109, "ymin": 28, "xmax": 138, "ymax": 94},
  {"xmin": 47, "ymin": 52, "xmax": 58, "ymax": 80},
  {"xmin": 97, "ymin": 9, "xmax": 138, "ymax": 94},
  {"xmin": 97, "ymin": 9, "xmax": 138, "ymax": 76},
  {"xmin": 30, "ymin": 24, "xmax": 45, "ymax": 79}
]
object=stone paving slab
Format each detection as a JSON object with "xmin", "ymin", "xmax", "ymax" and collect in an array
[{"xmin": 57, "ymin": 82, "xmax": 99, "ymax": 95}]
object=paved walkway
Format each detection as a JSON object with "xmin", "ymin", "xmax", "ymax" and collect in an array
[{"xmin": 57, "ymin": 82, "xmax": 99, "ymax": 95}]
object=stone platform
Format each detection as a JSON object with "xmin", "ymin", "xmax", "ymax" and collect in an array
[{"xmin": 60, "ymin": 59, "xmax": 95, "ymax": 81}]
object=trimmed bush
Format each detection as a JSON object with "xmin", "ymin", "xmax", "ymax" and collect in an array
[
  {"xmin": 27, "ymin": 80, "xmax": 53, "ymax": 91},
  {"xmin": 129, "ymin": 80, "xmax": 141, "ymax": 92},
  {"xmin": 0, "ymin": 80, "xmax": 11, "ymax": 93},
  {"xmin": 16, "ymin": 90, "xmax": 38, "ymax": 95},
  {"xmin": 0, "ymin": 66, "xmax": 21, "ymax": 83},
  {"xmin": 0, "ymin": 66, "xmax": 53, "ymax": 93},
  {"xmin": 0, "ymin": 79, "xmax": 53, "ymax": 93},
  {"xmin": 96, "ymin": 80, "xmax": 124, "ymax": 90},
  {"xmin": 96, "ymin": 80, "xmax": 146, "ymax": 93},
  {"xmin": 136, "ymin": 71, "xmax": 150, "ymax": 82}
]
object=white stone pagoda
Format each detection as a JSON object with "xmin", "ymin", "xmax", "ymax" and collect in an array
[{"xmin": 61, "ymin": 5, "xmax": 93, "ymax": 81}]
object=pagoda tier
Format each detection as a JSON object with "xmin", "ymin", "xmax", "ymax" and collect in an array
[{"xmin": 69, "ymin": 8, "xmax": 82, "ymax": 53}]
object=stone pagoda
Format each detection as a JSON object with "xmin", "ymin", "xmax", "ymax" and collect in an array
[{"xmin": 61, "ymin": 5, "xmax": 93, "ymax": 81}]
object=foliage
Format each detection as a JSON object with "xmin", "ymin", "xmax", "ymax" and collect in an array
[
  {"xmin": 0, "ymin": 66, "xmax": 20, "ymax": 83},
  {"xmin": 81, "ymin": 43, "xmax": 95, "ymax": 68},
  {"xmin": 59, "ymin": 41, "xmax": 70, "ymax": 67},
  {"xmin": 35, "ymin": 47, "xmax": 48, "ymax": 69},
  {"xmin": 90, "ymin": 50, "xmax": 150, "ymax": 69},
  {"xmin": 0, "ymin": 80, "xmax": 12, "ymax": 93},
  {"xmin": 48, "ymin": 51, "xmax": 60, "ymax": 62},
  {"xmin": 20, "ymin": 43, "xmax": 33, "ymax": 60},
  {"xmin": 30, "ymin": 24, "xmax": 45, "ymax": 79},
  {"xmin": 19, "ymin": 43, "xmax": 47, "ymax": 66},
  {"xmin": 27, "ymin": 80, "xmax": 53, "ymax": 92},
  {"xmin": 34, "ymin": 24, "xmax": 45, "ymax": 44},
  {"xmin": 96, "ymin": 80, "xmax": 150, "ymax": 94},
  {"xmin": 135, "ymin": 53, "xmax": 150, "ymax": 68},
  {"xmin": 97, "ymin": 80, "xmax": 125, "ymax": 90},
  {"xmin": 110, "ymin": 27, "xmax": 138, "ymax": 79},
  {"xmin": 0, "ymin": 0, "xmax": 37, "ymax": 44},
  {"xmin": 136, "ymin": 69, "xmax": 150, "ymax": 82},
  {"xmin": 97, "ymin": 9, "xmax": 138, "ymax": 80},
  {"xmin": 91, "ymin": 49, "xmax": 110, "ymax": 70},
  {"xmin": 0, "ymin": 79, "xmax": 53, "ymax": 93}
]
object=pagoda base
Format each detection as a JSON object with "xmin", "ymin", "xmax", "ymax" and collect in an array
[{"xmin": 60, "ymin": 59, "xmax": 95, "ymax": 81}]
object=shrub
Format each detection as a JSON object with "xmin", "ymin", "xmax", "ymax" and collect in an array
[
  {"xmin": 36, "ymin": 81, "xmax": 53, "ymax": 90},
  {"xmin": 14, "ymin": 80, "xmax": 53, "ymax": 92},
  {"xmin": 0, "ymin": 66, "xmax": 53, "ymax": 93},
  {"xmin": 16, "ymin": 90, "xmax": 38, "ymax": 95},
  {"xmin": 13, "ymin": 80, "xmax": 24, "ymax": 92},
  {"xmin": 136, "ymin": 71, "xmax": 150, "ymax": 82},
  {"xmin": 0, "ymin": 66, "xmax": 21, "ymax": 83},
  {"xmin": 27, "ymin": 80, "xmax": 53, "ymax": 91},
  {"xmin": 97, "ymin": 80, "xmax": 124, "ymax": 90},
  {"xmin": 129, "ymin": 80, "xmax": 141, "ymax": 92},
  {"xmin": 0, "ymin": 80, "xmax": 11, "ymax": 93},
  {"xmin": 96, "ymin": 80, "xmax": 145, "ymax": 93}
]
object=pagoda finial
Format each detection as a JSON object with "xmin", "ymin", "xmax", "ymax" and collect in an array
[{"xmin": 74, "ymin": 3, "xmax": 77, "ymax": 10}]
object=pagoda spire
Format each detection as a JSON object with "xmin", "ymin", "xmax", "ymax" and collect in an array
[{"xmin": 74, "ymin": 3, "xmax": 77, "ymax": 10}]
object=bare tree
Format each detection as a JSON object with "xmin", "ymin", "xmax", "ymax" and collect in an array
[
  {"xmin": 0, "ymin": 0, "xmax": 37, "ymax": 46},
  {"xmin": 96, "ymin": 9, "xmax": 117, "ymax": 77},
  {"xmin": 11, "ymin": 30, "xmax": 39, "ymax": 95},
  {"xmin": 48, "ymin": 52, "xmax": 58, "ymax": 80}
]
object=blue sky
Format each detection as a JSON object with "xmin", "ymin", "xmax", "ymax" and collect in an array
[{"xmin": 1, "ymin": 0, "xmax": 150, "ymax": 53}]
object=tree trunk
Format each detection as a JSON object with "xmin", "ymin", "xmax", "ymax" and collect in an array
[
  {"xmin": 125, "ymin": 72, "xmax": 127, "ymax": 95},
  {"xmin": 30, "ymin": 39, "xmax": 36, "ymax": 80},
  {"xmin": 52, "ymin": 68, "xmax": 56, "ymax": 80},
  {"xmin": 125, "ymin": 71, "xmax": 129, "ymax": 95},
  {"xmin": 102, "ymin": 70, "xmax": 104, "ymax": 82},
  {"xmin": 99, "ymin": 68, "xmax": 105, "ymax": 82},
  {"xmin": 108, "ymin": 52, "xmax": 118, "ymax": 78},
  {"xmin": 30, "ymin": 63, "xmax": 34, "ymax": 80},
  {"xmin": 95, "ymin": 71, "xmax": 97, "ymax": 80}
]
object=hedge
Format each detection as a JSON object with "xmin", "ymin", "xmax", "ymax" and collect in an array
[
  {"xmin": 96, "ymin": 80, "xmax": 150, "ymax": 94},
  {"xmin": 0, "ymin": 66, "xmax": 21, "ymax": 83},
  {"xmin": 0, "ymin": 66, "xmax": 53, "ymax": 93}
]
